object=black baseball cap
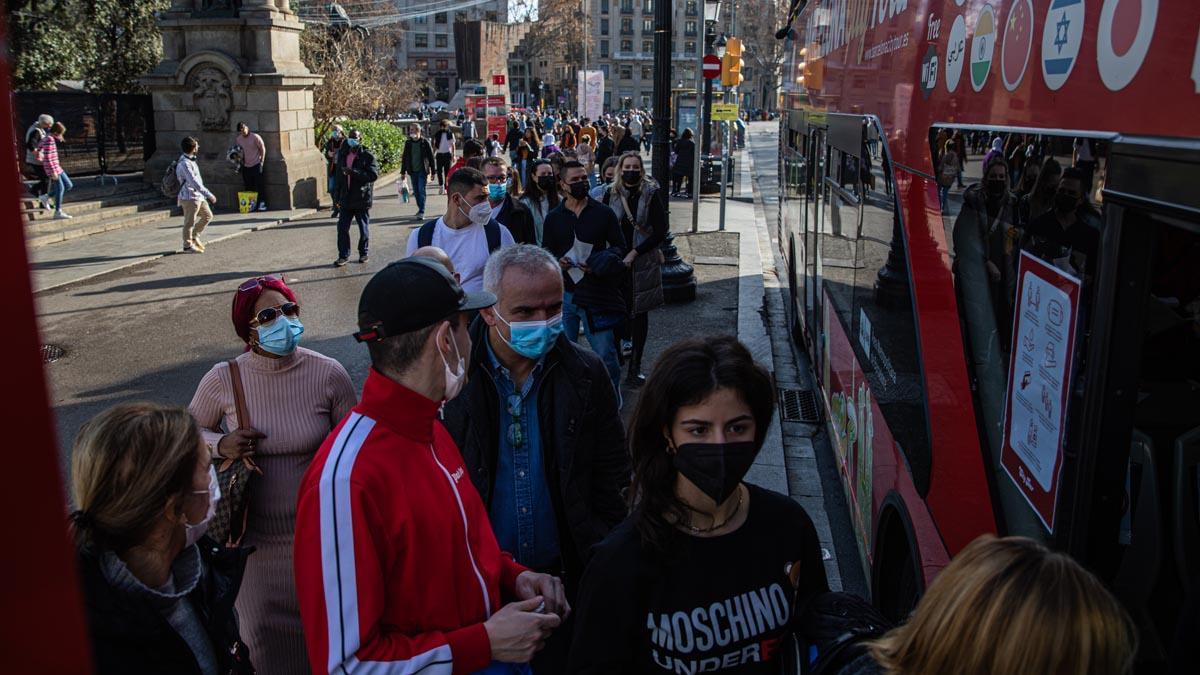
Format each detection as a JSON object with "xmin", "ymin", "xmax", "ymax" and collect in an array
[{"xmin": 353, "ymin": 257, "xmax": 495, "ymax": 342}]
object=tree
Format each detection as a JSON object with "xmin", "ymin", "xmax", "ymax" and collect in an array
[
  {"xmin": 510, "ymin": 0, "xmax": 587, "ymax": 65},
  {"xmin": 6, "ymin": 0, "xmax": 167, "ymax": 93},
  {"xmin": 299, "ymin": 25, "xmax": 426, "ymax": 141},
  {"xmin": 82, "ymin": 0, "xmax": 170, "ymax": 94},
  {"xmin": 738, "ymin": 0, "xmax": 789, "ymax": 111},
  {"xmin": 7, "ymin": 0, "xmax": 91, "ymax": 90}
]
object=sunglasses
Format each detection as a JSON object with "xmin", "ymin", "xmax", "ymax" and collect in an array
[
  {"xmin": 251, "ymin": 303, "xmax": 300, "ymax": 326},
  {"xmin": 506, "ymin": 394, "xmax": 526, "ymax": 448},
  {"xmin": 238, "ymin": 275, "xmax": 282, "ymax": 292}
]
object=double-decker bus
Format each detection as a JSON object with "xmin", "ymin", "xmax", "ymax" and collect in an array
[{"xmin": 776, "ymin": 0, "xmax": 1198, "ymax": 668}]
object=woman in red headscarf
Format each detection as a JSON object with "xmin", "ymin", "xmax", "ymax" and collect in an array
[{"xmin": 187, "ymin": 276, "xmax": 357, "ymax": 675}]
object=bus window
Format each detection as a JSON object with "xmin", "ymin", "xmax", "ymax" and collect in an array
[
  {"xmin": 822, "ymin": 146, "xmax": 861, "ymax": 333},
  {"xmin": 852, "ymin": 125, "xmax": 931, "ymax": 494},
  {"xmin": 938, "ymin": 125, "xmax": 1108, "ymax": 539}
]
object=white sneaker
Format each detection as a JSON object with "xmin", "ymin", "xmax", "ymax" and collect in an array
[
  {"xmin": 53, "ymin": 211, "xmax": 72, "ymax": 220},
  {"xmin": 257, "ymin": 202, "xmax": 268, "ymax": 211},
  {"xmin": 38, "ymin": 194, "xmax": 50, "ymax": 209}
]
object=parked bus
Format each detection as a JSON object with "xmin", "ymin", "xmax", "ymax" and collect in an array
[{"xmin": 776, "ymin": 1, "xmax": 1198, "ymax": 669}]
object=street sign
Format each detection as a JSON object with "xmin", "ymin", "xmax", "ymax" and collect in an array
[
  {"xmin": 703, "ymin": 54, "xmax": 722, "ymax": 79},
  {"xmin": 711, "ymin": 102, "xmax": 739, "ymax": 120},
  {"xmin": 492, "ymin": 74, "xmax": 506, "ymax": 85}
]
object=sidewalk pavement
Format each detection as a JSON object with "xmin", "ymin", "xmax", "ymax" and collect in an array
[{"xmin": 27, "ymin": 170, "xmax": 402, "ymax": 294}]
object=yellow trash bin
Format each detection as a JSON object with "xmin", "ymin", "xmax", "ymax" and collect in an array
[{"xmin": 238, "ymin": 191, "xmax": 259, "ymax": 214}]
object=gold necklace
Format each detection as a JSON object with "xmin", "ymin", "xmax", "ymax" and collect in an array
[{"xmin": 685, "ymin": 486, "xmax": 744, "ymax": 534}]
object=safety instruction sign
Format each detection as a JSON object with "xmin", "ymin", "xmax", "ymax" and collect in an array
[
  {"xmin": 1001, "ymin": 251, "xmax": 1082, "ymax": 531},
  {"xmin": 711, "ymin": 103, "xmax": 739, "ymax": 121}
]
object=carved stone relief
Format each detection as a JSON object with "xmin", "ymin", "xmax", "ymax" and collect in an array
[{"xmin": 189, "ymin": 66, "xmax": 233, "ymax": 131}]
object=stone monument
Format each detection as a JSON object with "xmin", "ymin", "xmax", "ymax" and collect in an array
[{"xmin": 143, "ymin": 0, "xmax": 327, "ymax": 210}]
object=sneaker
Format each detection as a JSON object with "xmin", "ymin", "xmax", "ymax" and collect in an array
[
  {"xmin": 257, "ymin": 202, "xmax": 268, "ymax": 211},
  {"xmin": 333, "ymin": 257, "xmax": 348, "ymax": 267},
  {"xmin": 183, "ymin": 245, "xmax": 201, "ymax": 254},
  {"xmin": 358, "ymin": 254, "xmax": 369, "ymax": 264},
  {"xmin": 191, "ymin": 238, "xmax": 206, "ymax": 252},
  {"xmin": 53, "ymin": 211, "xmax": 72, "ymax": 220},
  {"xmin": 620, "ymin": 339, "xmax": 633, "ymax": 358},
  {"xmin": 415, "ymin": 211, "xmax": 425, "ymax": 219},
  {"xmin": 38, "ymin": 194, "xmax": 50, "ymax": 210}
]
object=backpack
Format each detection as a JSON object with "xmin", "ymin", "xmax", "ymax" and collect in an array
[
  {"xmin": 417, "ymin": 218, "xmax": 502, "ymax": 253},
  {"xmin": 789, "ymin": 592, "xmax": 892, "ymax": 675},
  {"xmin": 161, "ymin": 159, "xmax": 182, "ymax": 199}
]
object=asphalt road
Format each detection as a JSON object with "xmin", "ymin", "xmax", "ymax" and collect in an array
[{"xmin": 36, "ymin": 157, "xmax": 745, "ymax": 465}]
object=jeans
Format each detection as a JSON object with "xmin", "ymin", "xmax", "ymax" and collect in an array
[
  {"xmin": 410, "ymin": 172, "xmax": 428, "ymax": 213},
  {"xmin": 51, "ymin": 170, "xmax": 73, "ymax": 213},
  {"xmin": 241, "ymin": 164, "xmax": 264, "ymax": 205},
  {"xmin": 327, "ymin": 174, "xmax": 341, "ymax": 210},
  {"xmin": 938, "ymin": 184, "xmax": 950, "ymax": 212},
  {"xmin": 336, "ymin": 208, "xmax": 370, "ymax": 259},
  {"xmin": 562, "ymin": 291, "xmax": 622, "ymax": 405},
  {"xmin": 435, "ymin": 152, "xmax": 452, "ymax": 185}
]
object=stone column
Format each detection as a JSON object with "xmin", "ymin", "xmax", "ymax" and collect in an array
[{"xmin": 142, "ymin": 2, "xmax": 326, "ymax": 211}]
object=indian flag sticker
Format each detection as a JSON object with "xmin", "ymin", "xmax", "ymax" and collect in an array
[{"xmin": 971, "ymin": 3, "xmax": 997, "ymax": 92}]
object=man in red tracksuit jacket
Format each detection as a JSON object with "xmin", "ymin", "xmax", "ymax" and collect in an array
[{"xmin": 295, "ymin": 257, "xmax": 569, "ymax": 674}]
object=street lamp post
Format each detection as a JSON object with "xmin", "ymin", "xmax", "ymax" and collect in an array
[
  {"xmin": 654, "ymin": 0, "xmax": 697, "ymax": 303},
  {"xmin": 699, "ymin": 0, "xmax": 722, "ymax": 195}
]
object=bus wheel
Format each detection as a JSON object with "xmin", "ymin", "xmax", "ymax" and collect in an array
[{"xmin": 875, "ymin": 517, "xmax": 920, "ymax": 623}]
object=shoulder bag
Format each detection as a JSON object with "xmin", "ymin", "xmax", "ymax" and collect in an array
[{"xmin": 209, "ymin": 359, "xmax": 263, "ymax": 546}]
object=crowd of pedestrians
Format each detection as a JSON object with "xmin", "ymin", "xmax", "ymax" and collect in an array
[{"xmin": 58, "ymin": 111, "xmax": 1142, "ymax": 675}]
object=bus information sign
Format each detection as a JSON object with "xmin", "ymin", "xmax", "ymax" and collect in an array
[{"xmin": 1001, "ymin": 252, "xmax": 1082, "ymax": 531}]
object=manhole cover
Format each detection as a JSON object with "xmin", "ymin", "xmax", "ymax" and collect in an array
[
  {"xmin": 41, "ymin": 344, "xmax": 66, "ymax": 363},
  {"xmin": 778, "ymin": 387, "xmax": 819, "ymax": 424}
]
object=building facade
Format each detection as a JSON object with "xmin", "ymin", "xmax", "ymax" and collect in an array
[
  {"xmin": 395, "ymin": 0, "xmax": 508, "ymax": 103},
  {"xmin": 511, "ymin": 0, "xmax": 742, "ymax": 114}
]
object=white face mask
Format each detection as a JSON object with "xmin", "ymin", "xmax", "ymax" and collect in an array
[
  {"xmin": 459, "ymin": 198, "xmax": 493, "ymax": 227},
  {"xmin": 439, "ymin": 322, "xmax": 468, "ymax": 401},
  {"xmin": 185, "ymin": 465, "xmax": 221, "ymax": 547}
]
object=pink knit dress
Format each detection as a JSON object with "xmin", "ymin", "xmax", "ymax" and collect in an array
[{"xmin": 189, "ymin": 347, "xmax": 357, "ymax": 675}]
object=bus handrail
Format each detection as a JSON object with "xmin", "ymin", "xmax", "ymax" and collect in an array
[{"xmin": 823, "ymin": 176, "xmax": 860, "ymax": 206}]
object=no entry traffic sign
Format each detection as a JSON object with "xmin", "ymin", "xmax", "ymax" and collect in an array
[{"xmin": 703, "ymin": 54, "xmax": 722, "ymax": 79}]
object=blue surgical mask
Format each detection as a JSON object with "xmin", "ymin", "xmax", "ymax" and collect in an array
[
  {"xmin": 256, "ymin": 316, "xmax": 304, "ymax": 356},
  {"xmin": 495, "ymin": 311, "xmax": 563, "ymax": 360},
  {"xmin": 346, "ymin": 138, "xmax": 360, "ymax": 148},
  {"xmin": 488, "ymin": 182, "xmax": 508, "ymax": 201}
]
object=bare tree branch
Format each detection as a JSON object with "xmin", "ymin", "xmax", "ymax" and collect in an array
[{"xmin": 300, "ymin": 25, "xmax": 427, "ymax": 139}]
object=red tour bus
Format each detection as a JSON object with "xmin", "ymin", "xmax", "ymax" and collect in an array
[{"xmin": 776, "ymin": 0, "xmax": 1199, "ymax": 668}]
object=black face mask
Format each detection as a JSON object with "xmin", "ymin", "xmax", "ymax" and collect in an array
[
  {"xmin": 567, "ymin": 181, "xmax": 590, "ymax": 200},
  {"xmin": 1054, "ymin": 193, "xmax": 1078, "ymax": 215},
  {"xmin": 986, "ymin": 178, "xmax": 1007, "ymax": 198},
  {"xmin": 672, "ymin": 441, "xmax": 759, "ymax": 504},
  {"xmin": 537, "ymin": 175, "xmax": 556, "ymax": 191},
  {"xmin": 622, "ymin": 170, "xmax": 641, "ymax": 185}
]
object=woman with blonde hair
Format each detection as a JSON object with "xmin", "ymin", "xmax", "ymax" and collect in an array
[
  {"xmin": 843, "ymin": 535, "xmax": 1137, "ymax": 675},
  {"xmin": 71, "ymin": 402, "xmax": 255, "ymax": 674}
]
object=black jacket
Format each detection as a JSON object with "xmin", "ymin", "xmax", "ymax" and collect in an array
[
  {"xmin": 441, "ymin": 319, "xmax": 630, "ymax": 593},
  {"xmin": 334, "ymin": 145, "xmax": 380, "ymax": 211},
  {"xmin": 323, "ymin": 136, "xmax": 343, "ymax": 175},
  {"xmin": 596, "ymin": 136, "xmax": 616, "ymax": 168},
  {"xmin": 79, "ymin": 539, "xmax": 254, "ymax": 675},
  {"xmin": 496, "ymin": 194, "xmax": 536, "ymax": 245},
  {"xmin": 673, "ymin": 138, "xmax": 696, "ymax": 176},
  {"xmin": 616, "ymin": 133, "xmax": 640, "ymax": 154},
  {"xmin": 542, "ymin": 198, "xmax": 629, "ymax": 317},
  {"xmin": 400, "ymin": 136, "xmax": 436, "ymax": 176}
]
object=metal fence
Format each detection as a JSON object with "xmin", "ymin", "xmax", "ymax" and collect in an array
[{"xmin": 14, "ymin": 92, "xmax": 155, "ymax": 177}]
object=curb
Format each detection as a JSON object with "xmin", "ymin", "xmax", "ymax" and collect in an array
[{"xmin": 33, "ymin": 207, "xmax": 320, "ymax": 295}]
